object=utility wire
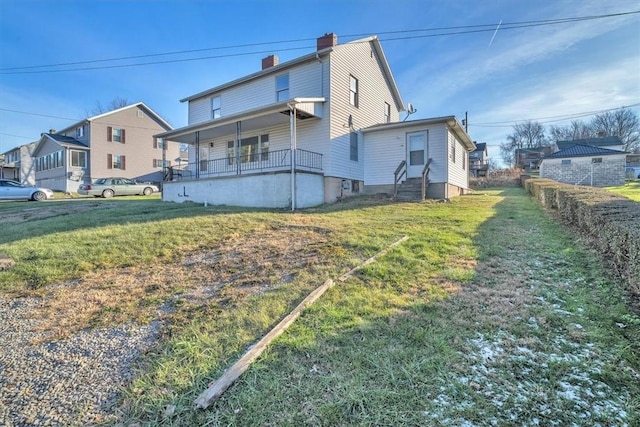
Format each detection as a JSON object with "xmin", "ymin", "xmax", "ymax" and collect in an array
[{"xmin": 1, "ymin": 10, "xmax": 637, "ymax": 75}]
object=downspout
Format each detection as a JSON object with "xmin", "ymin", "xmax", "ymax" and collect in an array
[{"xmin": 288, "ymin": 102, "xmax": 297, "ymax": 211}]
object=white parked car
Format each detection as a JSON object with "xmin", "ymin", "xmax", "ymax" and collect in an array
[{"xmin": 0, "ymin": 179, "xmax": 55, "ymax": 201}]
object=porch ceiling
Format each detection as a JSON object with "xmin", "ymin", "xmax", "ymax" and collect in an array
[{"xmin": 158, "ymin": 98, "xmax": 325, "ymax": 145}]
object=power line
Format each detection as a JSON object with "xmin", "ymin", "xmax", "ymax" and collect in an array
[
  {"xmin": 1, "ymin": 10, "xmax": 637, "ymax": 75},
  {"xmin": 471, "ymin": 103, "xmax": 640, "ymax": 128}
]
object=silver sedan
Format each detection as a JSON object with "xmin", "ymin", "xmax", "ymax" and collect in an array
[
  {"xmin": 78, "ymin": 177, "xmax": 159, "ymax": 198},
  {"xmin": 0, "ymin": 179, "xmax": 55, "ymax": 201}
]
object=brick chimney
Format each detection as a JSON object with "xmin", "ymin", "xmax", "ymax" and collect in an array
[
  {"xmin": 317, "ymin": 33, "xmax": 337, "ymax": 51},
  {"xmin": 262, "ymin": 54, "xmax": 279, "ymax": 70}
]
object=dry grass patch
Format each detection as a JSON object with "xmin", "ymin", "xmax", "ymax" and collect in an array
[{"xmin": 27, "ymin": 225, "xmax": 331, "ymax": 342}]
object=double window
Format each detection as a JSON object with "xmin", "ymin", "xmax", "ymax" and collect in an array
[
  {"xmin": 71, "ymin": 150, "xmax": 86, "ymax": 168},
  {"xmin": 37, "ymin": 150, "xmax": 65, "ymax": 171},
  {"xmin": 349, "ymin": 75, "xmax": 359, "ymax": 107},
  {"xmin": 153, "ymin": 159, "xmax": 171, "ymax": 167},
  {"xmin": 276, "ymin": 74, "xmax": 289, "ymax": 101},
  {"xmin": 211, "ymin": 96, "xmax": 221, "ymax": 119},
  {"xmin": 227, "ymin": 134, "xmax": 270, "ymax": 165},
  {"xmin": 108, "ymin": 126, "xmax": 125, "ymax": 143}
]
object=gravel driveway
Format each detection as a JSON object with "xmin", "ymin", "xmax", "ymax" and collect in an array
[{"xmin": 0, "ymin": 296, "xmax": 160, "ymax": 426}]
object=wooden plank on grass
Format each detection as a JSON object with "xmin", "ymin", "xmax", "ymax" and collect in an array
[{"xmin": 193, "ymin": 235, "xmax": 409, "ymax": 410}]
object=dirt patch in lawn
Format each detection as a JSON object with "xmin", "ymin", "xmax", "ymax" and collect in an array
[{"xmin": 25, "ymin": 224, "xmax": 331, "ymax": 342}]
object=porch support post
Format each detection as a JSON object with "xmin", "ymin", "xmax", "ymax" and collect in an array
[
  {"xmin": 289, "ymin": 104, "xmax": 297, "ymax": 211},
  {"xmin": 195, "ymin": 131, "xmax": 200, "ymax": 179},
  {"xmin": 236, "ymin": 121, "xmax": 242, "ymax": 175}
]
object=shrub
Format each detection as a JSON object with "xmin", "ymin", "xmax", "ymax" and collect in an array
[{"xmin": 524, "ymin": 178, "xmax": 640, "ymax": 303}]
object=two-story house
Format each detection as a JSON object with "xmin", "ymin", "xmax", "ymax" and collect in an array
[
  {"xmin": 32, "ymin": 102, "xmax": 177, "ymax": 192},
  {"xmin": 469, "ymin": 142, "xmax": 488, "ymax": 177},
  {"xmin": 158, "ymin": 33, "xmax": 475, "ymax": 209},
  {"xmin": 0, "ymin": 142, "xmax": 37, "ymax": 185}
]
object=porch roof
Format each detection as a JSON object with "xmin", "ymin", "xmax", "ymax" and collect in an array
[{"xmin": 156, "ymin": 98, "xmax": 325, "ymax": 145}]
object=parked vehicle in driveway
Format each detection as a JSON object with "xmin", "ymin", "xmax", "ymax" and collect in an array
[
  {"xmin": 0, "ymin": 179, "xmax": 55, "ymax": 201},
  {"xmin": 78, "ymin": 177, "xmax": 159, "ymax": 198}
]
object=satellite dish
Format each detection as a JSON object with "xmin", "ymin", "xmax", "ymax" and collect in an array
[{"xmin": 403, "ymin": 102, "xmax": 418, "ymax": 121}]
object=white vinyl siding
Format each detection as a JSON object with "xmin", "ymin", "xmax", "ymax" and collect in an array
[
  {"xmin": 364, "ymin": 124, "xmax": 448, "ymax": 185},
  {"xmin": 187, "ymin": 60, "xmax": 324, "ymax": 125},
  {"xmin": 327, "ymin": 41, "xmax": 400, "ymax": 180},
  {"xmin": 446, "ymin": 130, "xmax": 469, "ymax": 189}
]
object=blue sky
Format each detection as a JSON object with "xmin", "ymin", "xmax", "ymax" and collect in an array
[{"xmin": 1, "ymin": 0, "xmax": 639, "ymax": 165}]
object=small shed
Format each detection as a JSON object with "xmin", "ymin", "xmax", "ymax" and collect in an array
[{"xmin": 540, "ymin": 144, "xmax": 627, "ymax": 187}]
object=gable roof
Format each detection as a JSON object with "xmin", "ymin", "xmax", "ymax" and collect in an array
[
  {"xmin": 472, "ymin": 142, "xmax": 486, "ymax": 152},
  {"xmin": 543, "ymin": 144, "xmax": 628, "ymax": 159},
  {"xmin": 556, "ymin": 136, "xmax": 622, "ymax": 151},
  {"xmin": 32, "ymin": 133, "xmax": 88, "ymax": 157},
  {"xmin": 55, "ymin": 102, "xmax": 173, "ymax": 135},
  {"xmin": 179, "ymin": 36, "xmax": 405, "ymax": 112}
]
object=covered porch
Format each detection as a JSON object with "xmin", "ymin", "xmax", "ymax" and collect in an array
[{"xmin": 157, "ymin": 98, "xmax": 326, "ymax": 210}]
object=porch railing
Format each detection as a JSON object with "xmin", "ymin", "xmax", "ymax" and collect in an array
[
  {"xmin": 393, "ymin": 160, "xmax": 406, "ymax": 198},
  {"xmin": 167, "ymin": 148, "xmax": 322, "ymax": 181}
]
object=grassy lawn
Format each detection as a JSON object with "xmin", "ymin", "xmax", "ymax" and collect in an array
[
  {"xmin": 606, "ymin": 180, "xmax": 640, "ymax": 201},
  {"xmin": 1, "ymin": 189, "xmax": 638, "ymax": 425}
]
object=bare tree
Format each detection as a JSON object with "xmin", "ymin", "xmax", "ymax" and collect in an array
[
  {"xmin": 87, "ymin": 97, "xmax": 130, "ymax": 116},
  {"xmin": 500, "ymin": 121, "xmax": 548, "ymax": 167},
  {"xmin": 549, "ymin": 120, "xmax": 592, "ymax": 141},
  {"xmin": 591, "ymin": 109, "xmax": 640, "ymax": 152}
]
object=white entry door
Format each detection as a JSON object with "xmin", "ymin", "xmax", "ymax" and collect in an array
[{"xmin": 406, "ymin": 131, "xmax": 428, "ymax": 177}]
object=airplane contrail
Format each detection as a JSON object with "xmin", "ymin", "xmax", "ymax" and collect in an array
[{"xmin": 489, "ymin": 20, "xmax": 502, "ymax": 47}]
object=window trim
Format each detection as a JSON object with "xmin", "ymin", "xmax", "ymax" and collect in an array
[
  {"xmin": 349, "ymin": 75, "xmax": 359, "ymax": 107},
  {"xmin": 211, "ymin": 96, "xmax": 221, "ymax": 119},
  {"xmin": 350, "ymin": 132, "xmax": 358, "ymax": 162},
  {"xmin": 384, "ymin": 102, "xmax": 391, "ymax": 123},
  {"xmin": 276, "ymin": 74, "xmax": 289, "ymax": 102}
]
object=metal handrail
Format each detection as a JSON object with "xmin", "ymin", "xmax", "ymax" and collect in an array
[
  {"xmin": 393, "ymin": 160, "xmax": 406, "ymax": 198},
  {"xmin": 167, "ymin": 148, "xmax": 322, "ymax": 181},
  {"xmin": 421, "ymin": 158, "xmax": 432, "ymax": 200}
]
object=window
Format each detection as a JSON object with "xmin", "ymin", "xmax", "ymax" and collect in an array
[
  {"xmin": 276, "ymin": 74, "xmax": 289, "ymax": 101},
  {"xmin": 71, "ymin": 150, "xmax": 86, "ymax": 167},
  {"xmin": 384, "ymin": 102, "xmax": 390, "ymax": 123},
  {"xmin": 153, "ymin": 159, "xmax": 170, "ymax": 167},
  {"xmin": 37, "ymin": 150, "xmax": 65, "ymax": 171},
  {"xmin": 108, "ymin": 127, "xmax": 125, "ymax": 143},
  {"xmin": 462, "ymin": 153, "xmax": 466, "ymax": 170},
  {"xmin": 76, "ymin": 126, "xmax": 84, "ymax": 138},
  {"xmin": 350, "ymin": 132, "xmax": 358, "ymax": 161},
  {"xmin": 154, "ymin": 137, "xmax": 165, "ymax": 149},
  {"xmin": 349, "ymin": 75, "xmax": 359, "ymax": 107},
  {"xmin": 227, "ymin": 134, "xmax": 270, "ymax": 165},
  {"xmin": 450, "ymin": 138, "xmax": 456, "ymax": 162},
  {"xmin": 211, "ymin": 96, "xmax": 221, "ymax": 119},
  {"xmin": 561, "ymin": 159, "xmax": 571, "ymax": 166},
  {"xmin": 592, "ymin": 157, "xmax": 603, "ymax": 164},
  {"xmin": 108, "ymin": 154, "xmax": 126, "ymax": 170}
]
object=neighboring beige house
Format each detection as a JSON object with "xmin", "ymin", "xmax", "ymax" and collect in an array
[
  {"xmin": 158, "ymin": 33, "xmax": 474, "ymax": 209},
  {"xmin": 32, "ymin": 103, "xmax": 177, "ymax": 192},
  {"xmin": 540, "ymin": 144, "xmax": 627, "ymax": 187},
  {"xmin": 0, "ymin": 141, "xmax": 37, "ymax": 185}
]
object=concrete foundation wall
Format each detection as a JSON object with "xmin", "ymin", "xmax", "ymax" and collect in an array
[{"xmin": 163, "ymin": 171, "xmax": 324, "ymax": 208}]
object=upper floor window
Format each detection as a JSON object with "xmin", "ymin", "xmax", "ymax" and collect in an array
[
  {"xmin": 384, "ymin": 102, "xmax": 391, "ymax": 123},
  {"xmin": 76, "ymin": 126, "xmax": 84, "ymax": 138},
  {"xmin": 108, "ymin": 127, "xmax": 125, "ymax": 143},
  {"xmin": 211, "ymin": 96, "xmax": 221, "ymax": 119},
  {"xmin": 349, "ymin": 75, "xmax": 359, "ymax": 107},
  {"xmin": 276, "ymin": 74, "xmax": 289, "ymax": 102},
  {"xmin": 154, "ymin": 137, "xmax": 165, "ymax": 149}
]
